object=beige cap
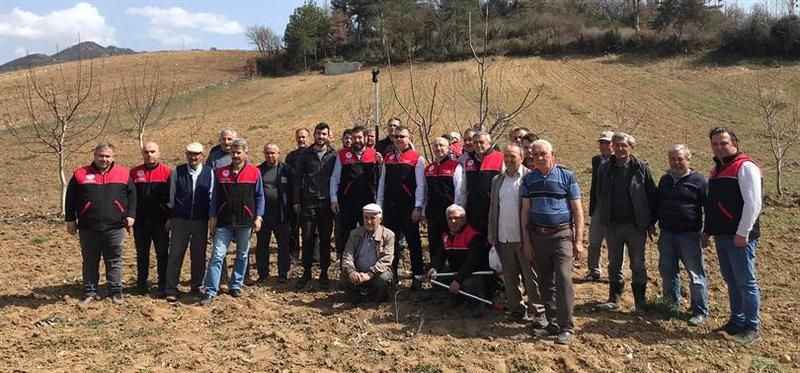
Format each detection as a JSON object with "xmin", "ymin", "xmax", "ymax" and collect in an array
[
  {"xmin": 362, "ymin": 203, "xmax": 383, "ymax": 215},
  {"xmin": 186, "ymin": 142, "xmax": 204, "ymax": 153},
  {"xmin": 598, "ymin": 131, "xmax": 614, "ymax": 142}
]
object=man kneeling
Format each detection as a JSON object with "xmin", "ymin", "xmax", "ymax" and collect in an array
[{"xmin": 341, "ymin": 203, "xmax": 395, "ymax": 304}]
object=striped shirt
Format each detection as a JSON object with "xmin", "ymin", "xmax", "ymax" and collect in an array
[{"xmin": 520, "ymin": 165, "xmax": 581, "ymax": 227}]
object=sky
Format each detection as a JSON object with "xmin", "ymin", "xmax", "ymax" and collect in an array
[{"xmin": 0, "ymin": 0, "xmax": 309, "ymax": 64}]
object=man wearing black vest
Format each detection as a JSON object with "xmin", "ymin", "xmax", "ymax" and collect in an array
[
  {"xmin": 377, "ymin": 126, "xmax": 427, "ymax": 288},
  {"xmin": 254, "ymin": 143, "xmax": 293, "ymax": 283},
  {"xmin": 165, "ymin": 142, "xmax": 213, "ymax": 302},
  {"xmin": 424, "ymin": 137, "xmax": 464, "ymax": 265},
  {"xmin": 705, "ymin": 127, "xmax": 763, "ymax": 345},
  {"xmin": 130, "ymin": 142, "xmax": 172, "ymax": 297},
  {"xmin": 331, "ymin": 126, "xmax": 379, "ymax": 265},
  {"xmin": 462, "ymin": 132, "xmax": 504, "ymax": 235},
  {"xmin": 293, "ymin": 122, "xmax": 338, "ymax": 290}
]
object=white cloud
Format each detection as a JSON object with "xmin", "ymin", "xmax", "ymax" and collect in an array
[
  {"xmin": 0, "ymin": 3, "xmax": 116, "ymax": 46},
  {"xmin": 126, "ymin": 6, "xmax": 244, "ymax": 44}
]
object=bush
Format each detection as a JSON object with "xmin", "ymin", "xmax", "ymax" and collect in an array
[
  {"xmin": 770, "ymin": 15, "xmax": 800, "ymax": 57},
  {"xmin": 254, "ymin": 53, "xmax": 295, "ymax": 77}
]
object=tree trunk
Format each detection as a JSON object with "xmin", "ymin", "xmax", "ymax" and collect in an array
[
  {"xmin": 139, "ymin": 130, "xmax": 145, "ymax": 149},
  {"xmin": 58, "ymin": 151, "xmax": 67, "ymax": 216},
  {"xmin": 776, "ymin": 158, "xmax": 784, "ymax": 197},
  {"xmin": 633, "ymin": 0, "xmax": 641, "ymax": 32}
]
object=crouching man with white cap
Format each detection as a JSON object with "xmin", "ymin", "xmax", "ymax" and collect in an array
[{"xmin": 341, "ymin": 203, "xmax": 395, "ymax": 304}]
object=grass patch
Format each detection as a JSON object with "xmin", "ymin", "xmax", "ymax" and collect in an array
[
  {"xmin": 750, "ymin": 356, "xmax": 784, "ymax": 373},
  {"xmin": 30, "ymin": 236, "xmax": 49, "ymax": 245},
  {"xmin": 409, "ymin": 363, "xmax": 443, "ymax": 373},
  {"xmin": 508, "ymin": 357, "xmax": 544, "ymax": 373}
]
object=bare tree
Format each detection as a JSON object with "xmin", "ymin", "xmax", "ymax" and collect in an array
[
  {"xmin": 120, "ymin": 60, "xmax": 177, "ymax": 148},
  {"xmin": 756, "ymin": 86, "xmax": 800, "ymax": 197},
  {"xmin": 610, "ymin": 98, "xmax": 645, "ymax": 135},
  {"xmin": 246, "ymin": 25, "xmax": 282, "ymax": 56},
  {"xmin": 4, "ymin": 57, "xmax": 114, "ymax": 215}
]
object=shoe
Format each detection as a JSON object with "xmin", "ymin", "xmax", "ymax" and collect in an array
[
  {"xmin": 688, "ymin": 314, "xmax": 707, "ymax": 327},
  {"xmin": 256, "ymin": 276, "xmax": 269, "ymax": 285},
  {"xmin": 555, "ymin": 331, "xmax": 574, "ymax": 345},
  {"xmin": 110, "ymin": 294, "xmax": 125, "ymax": 305},
  {"xmin": 229, "ymin": 289, "xmax": 242, "ymax": 298},
  {"xmin": 713, "ymin": 321, "xmax": 744, "ymax": 338},
  {"xmin": 277, "ymin": 275, "xmax": 287, "ymax": 284},
  {"xmin": 595, "ymin": 302, "xmax": 619, "ymax": 311},
  {"xmin": 79, "ymin": 294, "xmax": 97, "ymax": 306},
  {"xmin": 296, "ymin": 272, "xmax": 310, "ymax": 290},
  {"xmin": 199, "ymin": 294, "xmax": 214, "ymax": 306},
  {"xmin": 244, "ymin": 276, "xmax": 257, "ymax": 286},
  {"xmin": 532, "ymin": 323, "xmax": 560, "ymax": 338},
  {"xmin": 733, "ymin": 329, "xmax": 761, "ymax": 345},
  {"xmin": 531, "ymin": 313, "xmax": 549, "ymax": 329},
  {"xmin": 583, "ymin": 272, "xmax": 601, "ymax": 282},
  {"xmin": 632, "ymin": 283, "xmax": 648, "ymax": 314},
  {"xmin": 134, "ymin": 285, "xmax": 149, "ymax": 295},
  {"xmin": 165, "ymin": 294, "xmax": 178, "ymax": 303},
  {"xmin": 319, "ymin": 275, "xmax": 330, "ymax": 290},
  {"xmin": 153, "ymin": 290, "xmax": 167, "ymax": 299}
]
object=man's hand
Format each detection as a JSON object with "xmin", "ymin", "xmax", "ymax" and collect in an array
[
  {"xmin": 125, "ymin": 217, "xmax": 135, "ymax": 234},
  {"xmin": 573, "ymin": 241, "xmax": 584, "ymax": 263},
  {"xmin": 448, "ymin": 280, "xmax": 461, "ymax": 294},
  {"xmin": 358, "ymin": 272, "xmax": 371, "ymax": 283},
  {"xmin": 702, "ymin": 233, "xmax": 711, "ymax": 248},
  {"xmin": 734, "ymin": 234, "xmax": 748, "ymax": 248},
  {"xmin": 375, "ymin": 153, "xmax": 384, "ymax": 164},
  {"xmin": 253, "ymin": 217, "xmax": 263, "ymax": 232},
  {"xmin": 66, "ymin": 221, "xmax": 77, "ymax": 235},
  {"xmin": 349, "ymin": 272, "xmax": 361, "ymax": 284},
  {"xmin": 426, "ymin": 268, "xmax": 437, "ymax": 281},
  {"xmin": 331, "ymin": 201, "xmax": 340, "ymax": 215},
  {"xmin": 647, "ymin": 225, "xmax": 657, "ymax": 241},
  {"xmin": 411, "ymin": 207, "xmax": 423, "ymax": 223},
  {"xmin": 292, "ymin": 203, "xmax": 301, "ymax": 215},
  {"xmin": 208, "ymin": 217, "xmax": 217, "ymax": 237}
]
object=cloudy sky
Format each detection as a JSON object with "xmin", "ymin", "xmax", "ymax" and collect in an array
[{"xmin": 0, "ymin": 1, "xmax": 308, "ymax": 64}]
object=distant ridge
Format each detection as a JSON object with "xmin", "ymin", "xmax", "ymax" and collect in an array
[{"xmin": 0, "ymin": 41, "xmax": 136, "ymax": 73}]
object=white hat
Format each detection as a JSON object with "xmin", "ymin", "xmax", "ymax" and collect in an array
[
  {"xmin": 449, "ymin": 131, "xmax": 461, "ymax": 140},
  {"xmin": 186, "ymin": 142, "xmax": 204, "ymax": 153},
  {"xmin": 362, "ymin": 203, "xmax": 382, "ymax": 215},
  {"xmin": 598, "ymin": 131, "xmax": 614, "ymax": 142}
]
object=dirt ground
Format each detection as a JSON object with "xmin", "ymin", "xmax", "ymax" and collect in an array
[{"xmin": 1, "ymin": 51, "xmax": 799, "ymax": 372}]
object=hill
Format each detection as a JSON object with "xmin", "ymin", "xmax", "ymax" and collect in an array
[
  {"xmin": 0, "ymin": 51, "xmax": 798, "ymax": 372},
  {"xmin": 0, "ymin": 41, "xmax": 135, "ymax": 73}
]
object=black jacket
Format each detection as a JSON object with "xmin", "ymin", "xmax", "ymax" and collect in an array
[
  {"xmin": 656, "ymin": 170, "xmax": 707, "ymax": 233},
  {"xmin": 595, "ymin": 155, "xmax": 658, "ymax": 230},
  {"xmin": 65, "ymin": 162, "xmax": 137, "ymax": 231},
  {"xmin": 293, "ymin": 144, "xmax": 337, "ymax": 208},
  {"xmin": 258, "ymin": 161, "xmax": 293, "ymax": 224}
]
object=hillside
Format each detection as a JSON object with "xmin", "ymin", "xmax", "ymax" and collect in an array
[
  {"xmin": 0, "ymin": 51, "xmax": 798, "ymax": 372},
  {"xmin": 0, "ymin": 41, "xmax": 135, "ymax": 73}
]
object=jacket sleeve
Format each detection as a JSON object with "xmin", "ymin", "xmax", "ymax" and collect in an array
[
  {"xmin": 209, "ymin": 173, "xmax": 220, "ymax": 218},
  {"xmin": 167, "ymin": 169, "xmax": 177, "ymax": 210},
  {"xmin": 126, "ymin": 178, "xmax": 137, "ymax": 219},
  {"xmin": 254, "ymin": 172, "xmax": 266, "ymax": 218},
  {"xmin": 65, "ymin": 175, "xmax": 79, "ymax": 222},
  {"xmin": 455, "ymin": 233, "xmax": 489, "ymax": 283},
  {"xmin": 370, "ymin": 229, "xmax": 395, "ymax": 275},
  {"xmin": 453, "ymin": 163, "xmax": 465, "ymax": 206},
  {"xmin": 589, "ymin": 155, "xmax": 600, "ymax": 217},
  {"xmin": 487, "ymin": 174, "xmax": 500, "ymax": 245},
  {"xmin": 341, "ymin": 229, "xmax": 359, "ymax": 276},
  {"xmin": 414, "ymin": 156, "xmax": 426, "ymax": 208},
  {"xmin": 292, "ymin": 153, "xmax": 304, "ymax": 206},
  {"xmin": 330, "ymin": 156, "xmax": 342, "ymax": 203},
  {"xmin": 377, "ymin": 163, "xmax": 387, "ymax": 208},
  {"xmin": 643, "ymin": 164, "xmax": 659, "ymax": 226},
  {"xmin": 736, "ymin": 162, "xmax": 762, "ymax": 238}
]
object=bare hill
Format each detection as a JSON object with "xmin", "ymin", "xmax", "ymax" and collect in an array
[{"xmin": 0, "ymin": 41, "xmax": 135, "ymax": 73}]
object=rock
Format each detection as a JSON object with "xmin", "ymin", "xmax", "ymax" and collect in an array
[{"xmin": 781, "ymin": 354, "xmax": 792, "ymax": 363}]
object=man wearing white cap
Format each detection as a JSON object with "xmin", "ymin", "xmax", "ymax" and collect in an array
[
  {"xmin": 341, "ymin": 203, "xmax": 395, "ymax": 304},
  {"xmin": 585, "ymin": 130, "xmax": 615, "ymax": 282},
  {"xmin": 165, "ymin": 142, "xmax": 214, "ymax": 302}
]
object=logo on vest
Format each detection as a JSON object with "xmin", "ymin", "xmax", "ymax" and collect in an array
[
  {"xmin": 345, "ymin": 152, "xmax": 353, "ymax": 159},
  {"xmin": 222, "ymin": 169, "xmax": 230, "ymax": 177},
  {"xmin": 85, "ymin": 174, "xmax": 96, "ymax": 183},
  {"xmin": 137, "ymin": 170, "xmax": 145, "ymax": 177},
  {"xmin": 427, "ymin": 165, "xmax": 435, "ymax": 172}
]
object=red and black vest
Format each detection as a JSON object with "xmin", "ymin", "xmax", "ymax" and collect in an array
[
  {"xmin": 338, "ymin": 147, "xmax": 378, "ymax": 208},
  {"xmin": 464, "ymin": 150, "xmax": 504, "ymax": 227},
  {"xmin": 67, "ymin": 163, "xmax": 134, "ymax": 231},
  {"xmin": 214, "ymin": 163, "xmax": 260, "ymax": 228},
  {"xmin": 443, "ymin": 224, "xmax": 480, "ymax": 252},
  {"xmin": 425, "ymin": 157, "xmax": 459, "ymax": 218},
  {"xmin": 705, "ymin": 153, "xmax": 761, "ymax": 240},
  {"xmin": 130, "ymin": 163, "xmax": 171, "ymax": 223},
  {"xmin": 384, "ymin": 147, "xmax": 419, "ymax": 211}
]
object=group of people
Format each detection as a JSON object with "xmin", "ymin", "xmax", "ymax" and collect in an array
[{"xmin": 64, "ymin": 120, "xmax": 763, "ymax": 346}]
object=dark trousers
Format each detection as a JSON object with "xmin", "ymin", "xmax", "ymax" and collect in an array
[
  {"xmin": 335, "ymin": 204, "xmax": 362, "ymax": 257},
  {"xmin": 255, "ymin": 221, "xmax": 291, "ymax": 279},
  {"xmin": 426, "ymin": 212, "xmax": 447, "ymax": 264},
  {"xmin": 79, "ymin": 228, "xmax": 125, "ymax": 296},
  {"xmin": 288, "ymin": 208, "xmax": 301, "ymax": 259},
  {"xmin": 301, "ymin": 204, "xmax": 334, "ymax": 275},
  {"xmin": 385, "ymin": 207, "xmax": 424, "ymax": 276},
  {"xmin": 530, "ymin": 227, "xmax": 576, "ymax": 332},
  {"xmin": 346, "ymin": 271, "xmax": 393, "ymax": 303},
  {"xmin": 165, "ymin": 218, "xmax": 207, "ymax": 295},
  {"xmin": 134, "ymin": 220, "xmax": 170, "ymax": 290}
]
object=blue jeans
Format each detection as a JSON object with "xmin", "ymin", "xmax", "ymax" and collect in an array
[
  {"xmin": 203, "ymin": 226, "xmax": 253, "ymax": 297},
  {"xmin": 715, "ymin": 235, "xmax": 760, "ymax": 331},
  {"xmin": 658, "ymin": 231, "xmax": 709, "ymax": 316}
]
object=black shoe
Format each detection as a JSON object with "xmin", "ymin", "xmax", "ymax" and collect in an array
[
  {"xmin": 319, "ymin": 275, "xmax": 330, "ymax": 290},
  {"xmin": 229, "ymin": 289, "xmax": 242, "ymax": 298},
  {"xmin": 277, "ymin": 275, "xmax": 288, "ymax": 284},
  {"xmin": 532, "ymin": 322, "xmax": 560, "ymax": 338},
  {"xmin": 165, "ymin": 294, "xmax": 179, "ymax": 303},
  {"xmin": 296, "ymin": 272, "xmax": 311, "ymax": 290},
  {"xmin": 199, "ymin": 294, "xmax": 214, "ymax": 306},
  {"xmin": 556, "ymin": 330, "xmax": 574, "ymax": 345},
  {"xmin": 713, "ymin": 321, "xmax": 744, "ymax": 338},
  {"xmin": 153, "ymin": 289, "xmax": 166, "ymax": 299},
  {"xmin": 134, "ymin": 285, "xmax": 149, "ymax": 295},
  {"xmin": 583, "ymin": 272, "xmax": 601, "ymax": 282},
  {"xmin": 110, "ymin": 293, "xmax": 125, "ymax": 305}
]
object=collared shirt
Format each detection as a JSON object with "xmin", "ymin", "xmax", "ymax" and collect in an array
[
  {"xmin": 520, "ymin": 165, "xmax": 581, "ymax": 226},
  {"xmin": 497, "ymin": 168, "xmax": 523, "ymax": 243},
  {"xmin": 354, "ymin": 229, "xmax": 380, "ymax": 272}
]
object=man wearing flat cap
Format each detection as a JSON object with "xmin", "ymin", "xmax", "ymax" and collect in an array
[
  {"xmin": 341, "ymin": 203, "xmax": 395, "ymax": 304},
  {"xmin": 164, "ymin": 142, "xmax": 214, "ymax": 302}
]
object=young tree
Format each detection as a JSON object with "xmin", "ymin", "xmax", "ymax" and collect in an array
[
  {"xmin": 5, "ymin": 57, "xmax": 114, "ymax": 215},
  {"xmin": 756, "ymin": 86, "xmax": 800, "ymax": 197},
  {"xmin": 246, "ymin": 25, "xmax": 282, "ymax": 56},
  {"xmin": 284, "ymin": 1, "xmax": 331, "ymax": 70},
  {"xmin": 120, "ymin": 60, "xmax": 177, "ymax": 148}
]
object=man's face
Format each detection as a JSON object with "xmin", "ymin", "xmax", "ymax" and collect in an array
[
  {"xmin": 511, "ymin": 129, "xmax": 527, "ymax": 145},
  {"xmin": 668, "ymin": 151, "xmax": 690, "ymax": 174},
  {"xmin": 521, "ymin": 140, "xmax": 534, "ymax": 160},
  {"xmin": 363, "ymin": 213, "xmax": 381, "ymax": 231},
  {"xmin": 463, "ymin": 133, "xmax": 475, "ymax": 152},
  {"xmin": 447, "ymin": 212, "xmax": 466, "ymax": 233},
  {"xmin": 394, "ymin": 129, "xmax": 411, "ymax": 150},
  {"xmin": 504, "ymin": 147, "xmax": 523, "ymax": 171},
  {"xmin": 351, "ymin": 131, "xmax": 365, "ymax": 151},
  {"xmin": 296, "ymin": 130, "xmax": 309, "ymax": 148},
  {"xmin": 386, "ymin": 120, "xmax": 400, "ymax": 136},
  {"xmin": 141, "ymin": 143, "xmax": 160, "ymax": 165},
  {"xmin": 598, "ymin": 140, "xmax": 613, "ymax": 157},
  {"xmin": 230, "ymin": 146, "xmax": 248, "ymax": 167},
  {"xmin": 220, "ymin": 131, "xmax": 236, "ymax": 152},
  {"xmin": 186, "ymin": 151, "xmax": 204, "ymax": 167},
  {"xmin": 314, "ymin": 128, "xmax": 330, "ymax": 147},
  {"xmin": 93, "ymin": 147, "xmax": 114, "ymax": 170},
  {"xmin": 263, "ymin": 145, "xmax": 279, "ymax": 166},
  {"xmin": 342, "ymin": 133, "xmax": 353, "ymax": 149},
  {"xmin": 366, "ymin": 131, "xmax": 376, "ymax": 147},
  {"xmin": 476, "ymin": 135, "xmax": 492, "ymax": 154},
  {"xmin": 531, "ymin": 144, "xmax": 554, "ymax": 172},
  {"xmin": 711, "ymin": 132, "xmax": 738, "ymax": 160},
  {"xmin": 612, "ymin": 140, "xmax": 631, "ymax": 161},
  {"xmin": 432, "ymin": 139, "xmax": 449, "ymax": 159}
]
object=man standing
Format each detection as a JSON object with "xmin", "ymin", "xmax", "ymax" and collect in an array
[
  {"xmin": 520, "ymin": 133, "xmax": 540, "ymax": 170},
  {"xmin": 201, "ymin": 138, "xmax": 265, "ymax": 305},
  {"xmin": 520, "ymin": 139, "xmax": 584, "ymax": 345},
  {"xmin": 341, "ymin": 204, "xmax": 395, "ymax": 304},
  {"xmin": 331, "ymin": 126, "xmax": 379, "ymax": 265},
  {"xmin": 365, "ymin": 128, "xmax": 377, "ymax": 149},
  {"xmin": 457, "ymin": 128, "xmax": 478, "ymax": 165},
  {"xmin": 705, "ymin": 127, "xmax": 762, "ymax": 345},
  {"xmin": 377, "ymin": 126, "xmax": 426, "ymax": 288},
  {"xmin": 130, "ymin": 142, "xmax": 172, "ymax": 297},
  {"xmin": 424, "ymin": 137, "xmax": 464, "ymax": 266},
  {"xmin": 656, "ymin": 144, "xmax": 709, "ymax": 326},
  {"xmin": 207, "ymin": 128, "xmax": 237, "ymax": 169},
  {"xmin": 341, "ymin": 128, "xmax": 354, "ymax": 149},
  {"xmin": 595, "ymin": 132, "xmax": 658, "ymax": 313},
  {"xmin": 448, "ymin": 131, "xmax": 463, "ymax": 157},
  {"xmin": 376, "ymin": 117, "xmax": 401, "ymax": 155},
  {"xmin": 293, "ymin": 122, "xmax": 338, "ymax": 290},
  {"xmin": 509, "ymin": 127, "xmax": 530, "ymax": 146},
  {"xmin": 255, "ymin": 144, "xmax": 293, "ymax": 283},
  {"xmin": 285, "ymin": 128, "xmax": 311, "ymax": 259},
  {"xmin": 65, "ymin": 143, "xmax": 136, "ymax": 305},
  {"xmin": 165, "ymin": 143, "xmax": 213, "ymax": 302},
  {"xmin": 463, "ymin": 132, "xmax": 504, "ymax": 235},
  {"xmin": 488, "ymin": 144, "xmax": 543, "ymax": 322},
  {"xmin": 585, "ymin": 130, "xmax": 615, "ymax": 282}
]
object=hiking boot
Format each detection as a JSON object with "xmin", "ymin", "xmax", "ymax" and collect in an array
[
  {"xmin": 199, "ymin": 294, "xmax": 214, "ymax": 306},
  {"xmin": 296, "ymin": 272, "xmax": 311, "ymax": 290},
  {"xmin": 532, "ymin": 322, "xmax": 560, "ymax": 338},
  {"xmin": 596, "ymin": 281, "xmax": 623, "ymax": 311},
  {"xmin": 734, "ymin": 329, "xmax": 761, "ymax": 345},
  {"xmin": 688, "ymin": 314, "xmax": 707, "ymax": 327},
  {"xmin": 555, "ymin": 331, "xmax": 574, "ymax": 345},
  {"xmin": 713, "ymin": 321, "xmax": 744, "ymax": 339},
  {"xmin": 110, "ymin": 294, "xmax": 125, "ymax": 305},
  {"xmin": 229, "ymin": 288, "xmax": 242, "ymax": 298},
  {"xmin": 531, "ymin": 312, "xmax": 549, "ymax": 329},
  {"xmin": 583, "ymin": 272, "xmax": 601, "ymax": 282},
  {"xmin": 595, "ymin": 301, "xmax": 620, "ymax": 311}
]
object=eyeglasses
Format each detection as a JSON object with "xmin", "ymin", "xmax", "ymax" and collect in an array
[{"xmin": 393, "ymin": 134, "xmax": 408, "ymax": 139}]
